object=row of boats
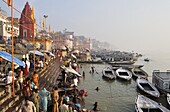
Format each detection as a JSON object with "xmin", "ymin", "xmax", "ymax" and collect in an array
[
  {"xmin": 102, "ymin": 66, "xmax": 170, "ymax": 112},
  {"xmin": 102, "ymin": 67, "xmax": 148, "ymax": 80}
]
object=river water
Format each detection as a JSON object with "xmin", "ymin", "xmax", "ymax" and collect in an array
[{"xmin": 78, "ymin": 52, "xmax": 170, "ymax": 112}]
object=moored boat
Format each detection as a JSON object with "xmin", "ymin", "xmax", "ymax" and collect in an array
[
  {"xmin": 111, "ymin": 64, "xmax": 144, "ymax": 69},
  {"xmin": 115, "ymin": 68, "xmax": 132, "ymax": 80},
  {"xmin": 102, "ymin": 67, "xmax": 116, "ymax": 80},
  {"xmin": 135, "ymin": 94, "xmax": 170, "ymax": 112},
  {"xmin": 108, "ymin": 60, "xmax": 135, "ymax": 65},
  {"xmin": 137, "ymin": 78, "xmax": 160, "ymax": 98},
  {"xmin": 144, "ymin": 58, "xmax": 150, "ymax": 62},
  {"xmin": 131, "ymin": 68, "xmax": 148, "ymax": 79}
]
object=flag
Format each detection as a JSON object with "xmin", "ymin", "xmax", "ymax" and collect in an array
[
  {"xmin": 7, "ymin": 0, "xmax": 11, "ymax": 6},
  {"xmin": 31, "ymin": 6, "xmax": 34, "ymax": 21}
]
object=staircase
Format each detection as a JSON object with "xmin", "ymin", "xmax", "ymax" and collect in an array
[{"xmin": 0, "ymin": 59, "xmax": 61, "ymax": 112}]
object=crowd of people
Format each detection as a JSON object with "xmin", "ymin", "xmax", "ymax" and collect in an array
[
  {"xmin": 0, "ymin": 51, "xmax": 99, "ymax": 112},
  {"xmin": 20, "ymin": 53, "xmax": 98, "ymax": 112}
]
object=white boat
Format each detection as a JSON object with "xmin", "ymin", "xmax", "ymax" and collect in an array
[
  {"xmin": 135, "ymin": 95, "xmax": 170, "ymax": 112},
  {"xmin": 131, "ymin": 68, "xmax": 148, "ymax": 79},
  {"xmin": 137, "ymin": 78, "xmax": 160, "ymax": 98},
  {"xmin": 167, "ymin": 93, "xmax": 170, "ymax": 105},
  {"xmin": 115, "ymin": 68, "xmax": 132, "ymax": 80},
  {"xmin": 102, "ymin": 67, "xmax": 116, "ymax": 80}
]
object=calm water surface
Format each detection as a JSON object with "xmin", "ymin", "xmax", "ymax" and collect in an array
[{"xmin": 78, "ymin": 53, "xmax": 170, "ymax": 112}]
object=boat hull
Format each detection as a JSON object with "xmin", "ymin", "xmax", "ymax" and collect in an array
[
  {"xmin": 116, "ymin": 68, "xmax": 132, "ymax": 80},
  {"xmin": 102, "ymin": 68, "xmax": 116, "ymax": 80},
  {"xmin": 137, "ymin": 78, "xmax": 160, "ymax": 98},
  {"xmin": 132, "ymin": 68, "xmax": 148, "ymax": 79},
  {"xmin": 135, "ymin": 95, "xmax": 169, "ymax": 112}
]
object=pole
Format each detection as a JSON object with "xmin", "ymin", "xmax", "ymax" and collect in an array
[
  {"xmin": 11, "ymin": 0, "xmax": 15, "ymax": 96},
  {"xmin": 33, "ymin": 26, "xmax": 36, "ymax": 71}
]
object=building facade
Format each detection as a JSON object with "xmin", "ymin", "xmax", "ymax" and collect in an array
[
  {"xmin": 0, "ymin": 8, "xmax": 19, "ymax": 40},
  {"xmin": 19, "ymin": 2, "xmax": 34, "ymax": 39}
]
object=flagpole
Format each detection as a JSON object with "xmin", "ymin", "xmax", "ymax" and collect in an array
[
  {"xmin": 31, "ymin": 6, "xmax": 36, "ymax": 72},
  {"xmin": 33, "ymin": 30, "xmax": 36, "ymax": 71},
  {"xmin": 11, "ymin": 0, "xmax": 15, "ymax": 96}
]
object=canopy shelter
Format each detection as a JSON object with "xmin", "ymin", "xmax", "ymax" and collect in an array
[
  {"xmin": 60, "ymin": 65, "xmax": 82, "ymax": 77},
  {"xmin": 29, "ymin": 50, "xmax": 44, "ymax": 56},
  {"xmin": 0, "ymin": 51, "xmax": 25, "ymax": 67},
  {"xmin": 41, "ymin": 50, "xmax": 55, "ymax": 57}
]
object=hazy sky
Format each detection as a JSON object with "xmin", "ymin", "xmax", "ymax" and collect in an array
[{"xmin": 1, "ymin": 0, "xmax": 170, "ymax": 54}]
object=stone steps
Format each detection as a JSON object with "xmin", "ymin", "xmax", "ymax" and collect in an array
[
  {"xmin": 6, "ymin": 96, "xmax": 24, "ymax": 112},
  {"xmin": 44, "ymin": 67, "xmax": 59, "ymax": 90},
  {"xmin": 0, "ymin": 60, "xmax": 60, "ymax": 112},
  {"xmin": 0, "ymin": 91, "xmax": 21, "ymax": 112},
  {"xmin": 0, "ymin": 92, "xmax": 10, "ymax": 106},
  {"xmin": 4, "ymin": 66, "xmax": 50, "ymax": 112},
  {"xmin": 0, "ymin": 86, "xmax": 6, "ymax": 96},
  {"xmin": 38, "ymin": 62, "xmax": 56, "ymax": 87},
  {"xmin": 39, "ymin": 62, "xmax": 58, "ymax": 90}
]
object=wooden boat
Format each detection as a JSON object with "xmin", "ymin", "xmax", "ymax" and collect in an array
[
  {"xmin": 102, "ymin": 67, "xmax": 116, "ymax": 80},
  {"xmin": 131, "ymin": 68, "xmax": 148, "ymax": 79},
  {"xmin": 108, "ymin": 60, "xmax": 135, "ymax": 65},
  {"xmin": 167, "ymin": 93, "xmax": 170, "ymax": 105},
  {"xmin": 115, "ymin": 68, "xmax": 132, "ymax": 80},
  {"xmin": 144, "ymin": 58, "xmax": 149, "ymax": 62},
  {"xmin": 135, "ymin": 94, "xmax": 170, "ymax": 112},
  {"xmin": 137, "ymin": 78, "xmax": 160, "ymax": 98},
  {"xmin": 112, "ymin": 64, "xmax": 144, "ymax": 69}
]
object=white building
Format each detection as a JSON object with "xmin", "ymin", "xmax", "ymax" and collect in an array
[
  {"xmin": 0, "ymin": 7, "xmax": 19, "ymax": 41},
  {"xmin": 64, "ymin": 31, "xmax": 74, "ymax": 50}
]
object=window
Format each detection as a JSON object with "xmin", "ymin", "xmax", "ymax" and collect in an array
[{"xmin": 23, "ymin": 29, "xmax": 27, "ymax": 38}]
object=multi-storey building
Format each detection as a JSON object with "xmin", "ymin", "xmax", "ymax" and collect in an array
[{"xmin": 0, "ymin": 7, "xmax": 19, "ymax": 41}]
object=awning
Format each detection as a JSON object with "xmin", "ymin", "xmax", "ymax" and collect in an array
[
  {"xmin": 41, "ymin": 50, "xmax": 55, "ymax": 57},
  {"xmin": 29, "ymin": 50, "xmax": 44, "ymax": 56},
  {"xmin": 0, "ymin": 51, "xmax": 25, "ymax": 67},
  {"xmin": 60, "ymin": 65, "xmax": 82, "ymax": 77}
]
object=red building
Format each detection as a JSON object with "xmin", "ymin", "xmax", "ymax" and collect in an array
[{"xmin": 19, "ymin": 2, "xmax": 34, "ymax": 39}]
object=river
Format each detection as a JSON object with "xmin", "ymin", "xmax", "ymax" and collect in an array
[{"xmin": 78, "ymin": 52, "xmax": 170, "ymax": 112}]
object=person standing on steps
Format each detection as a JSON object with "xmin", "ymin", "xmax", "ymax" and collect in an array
[
  {"xmin": 32, "ymin": 71, "xmax": 39, "ymax": 89},
  {"xmin": 31, "ymin": 89, "xmax": 40, "ymax": 112},
  {"xmin": 20, "ymin": 97, "xmax": 36, "ymax": 112},
  {"xmin": 53, "ymin": 87, "xmax": 59, "ymax": 112},
  {"xmin": 39, "ymin": 88, "xmax": 51, "ymax": 112}
]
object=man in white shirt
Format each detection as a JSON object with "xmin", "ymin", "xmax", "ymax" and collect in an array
[
  {"xmin": 19, "ymin": 97, "xmax": 36, "ymax": 112},
  {"xmin": 59, "ymin": 99, "xmax": 69, "ymax": 112},
  {"xmin": 7, "ymin": 68, "xmax": 16, "ymax": 84}
]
